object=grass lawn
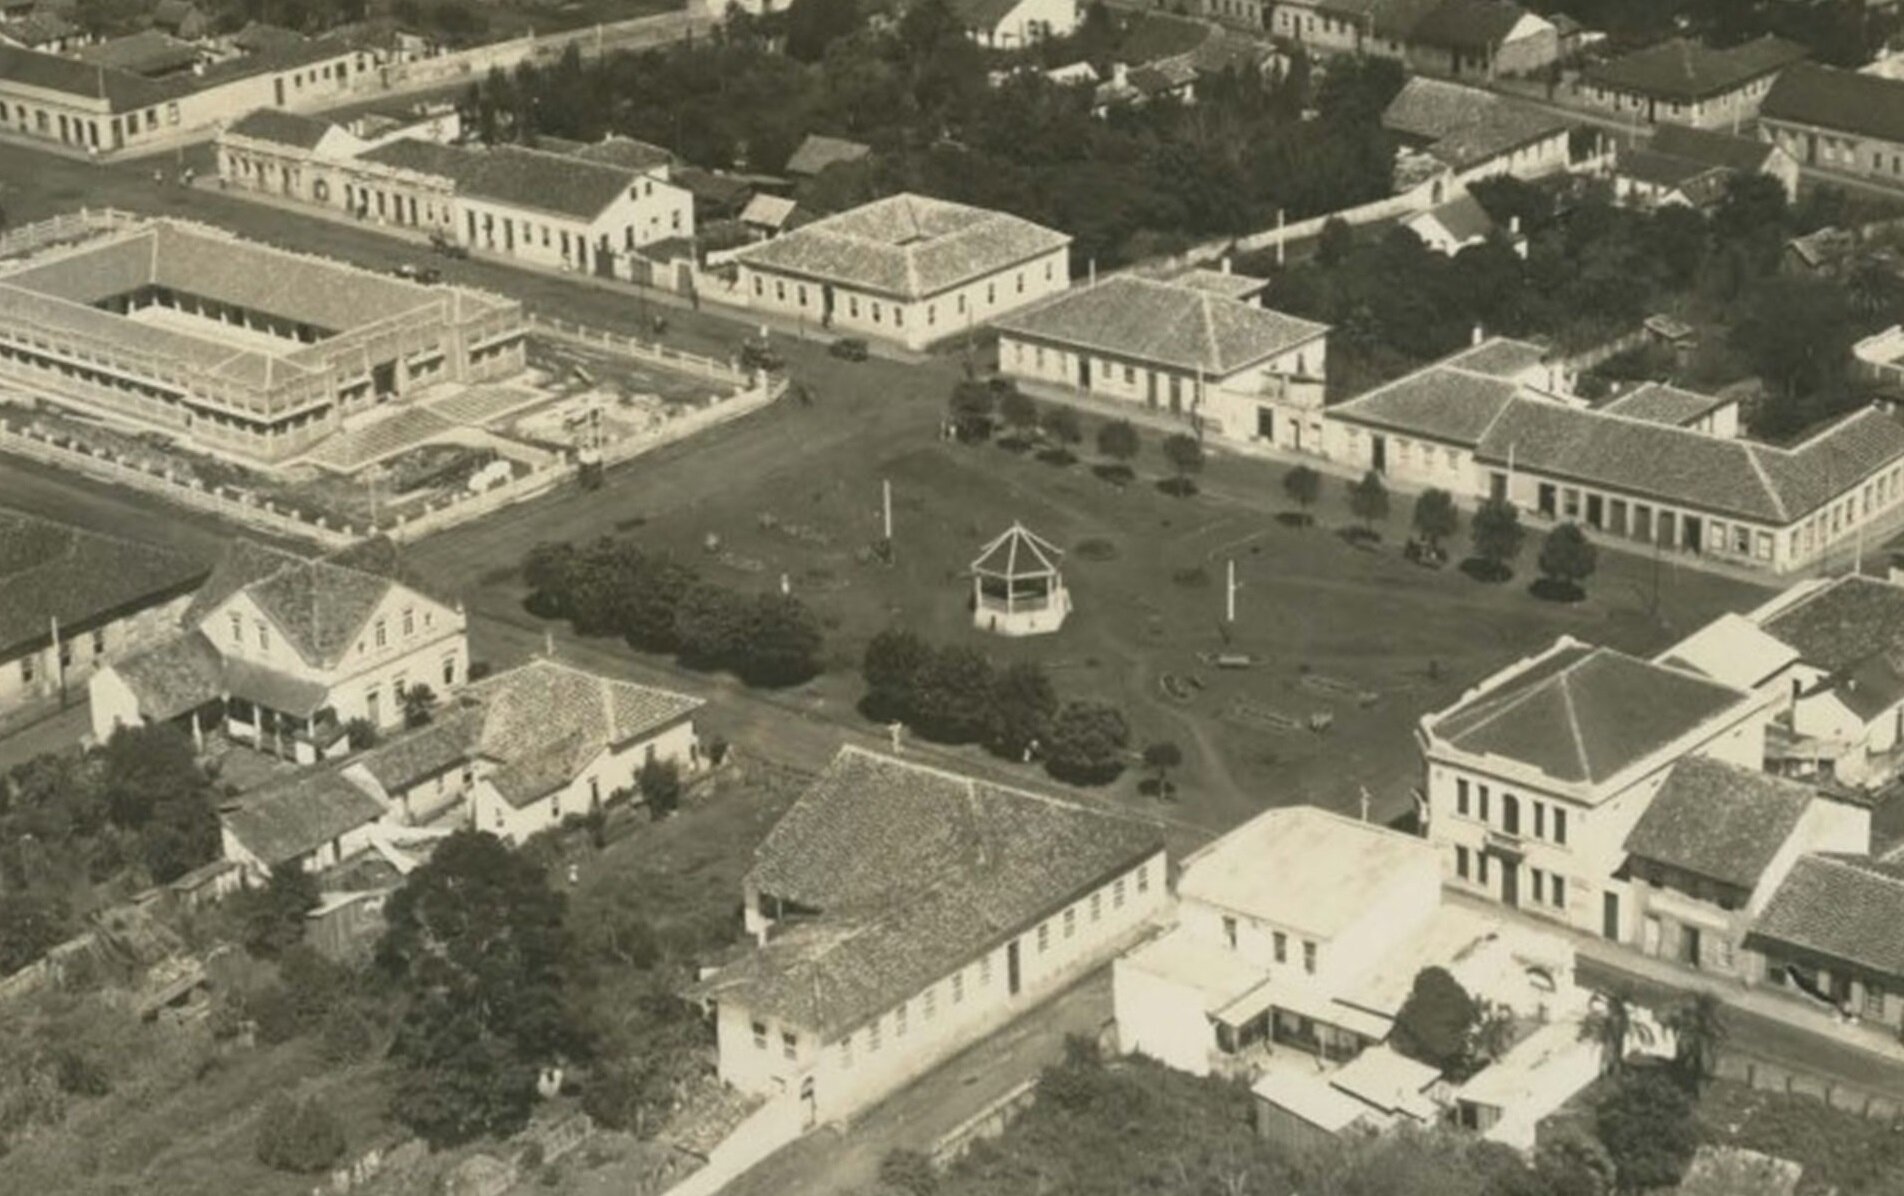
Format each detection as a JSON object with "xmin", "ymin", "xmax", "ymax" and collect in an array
[{"xmin": 1697, "ymin": 1080, "xmax": 1904, "ymax": 1195}]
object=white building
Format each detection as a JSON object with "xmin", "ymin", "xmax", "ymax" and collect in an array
[
  {"xmin": 732, "ymin": 193, "xmax": 1071, "ymax": 351},
  {"xmin": 1383, "ymin": 77, "xmax": 1575, "ymax": 187},
  {"xmin": 995, "ymin": 272, "xmax": 1330, "ymax": 452},
  {"xmin": 688, "ymin": 746, "xmax": 1167, "ymax": 1129},
  {"xmin": 946, "ymin": 0, "xmax": 1077, "ymax": 47},
  {"xmin": 1419, "ymin": 636, "xmax": 1778, "ymax": 941},
  {"xmin": 89, "ymin": 540, "xmax": 469, "ymax": 760}
]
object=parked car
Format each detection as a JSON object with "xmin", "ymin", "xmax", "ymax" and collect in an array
[
  {"xmin": 393, "ymin": 262, "xmax": 443, "ymax": 284},
  {"xmin": 739, "ymin": 339, "xmax": 784, "ymax": 373},
  {"xmin": 428, "ymin": 231, "xmax": 468, "ymax": 259},
  {"xmin": 829, "ymin": 336, "xmax": 869, "ymax": 362}
]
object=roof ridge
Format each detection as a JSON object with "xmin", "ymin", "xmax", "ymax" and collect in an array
[
  {"xmin": 1741, "ymin": 443, "xmax": 1790, "ymax": 523},
  {"xmin": 1557, "ymin": 667, "xmax": 1593, "ymax": 782}
]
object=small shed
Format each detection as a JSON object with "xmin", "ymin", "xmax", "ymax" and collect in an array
[{"xmin": 971, "ymin": 522, "xmax": 1070, "ymax": 636}]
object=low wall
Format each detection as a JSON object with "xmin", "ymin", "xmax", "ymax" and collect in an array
[
  {"xmin": 658, "ymin": 1096, "xmax": 803, "ymax": 1196},
  {"xmin": 928, "ymin": 1077, "xmax": 1039, "ymax": 1169},
  {"xmin": 528, "ymin": 314, "xmax": 751, "ymax": 388}
]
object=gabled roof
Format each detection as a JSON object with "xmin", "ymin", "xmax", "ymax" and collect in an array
[
  {"xmin": 180, "ymin": 540, "xmax": 306, "ymax": 629},
  {"xmin": 1171, "ymin": 266, "xmax": 1267, "ymax": 301},
  {"xmin": 353, "ymin": 706, "xmax": 480, "ymax": 792},
  {"xmin": 945, "ymin": 0, "xmax": 1024, "ymax": 30},
  {"xmin": 733, "ymin": 193, "xmax": 1070, "ymax": 301},
  {"xmin": 740, "ymin": 193, "xmax": 799, "ymax": 230},
  {"xmin": 1658, "ymin": 612, "xmax": 1800, "ymax": 691},
  {"xmin": 1411, "ymin": 192, "xmax": 1497, "ymax": 243},
  {"xmin": 1616, "ymin": 146, "xmax": 1727, "ymax": 191},
  {"xmin": 1383, "ymin": 76, "xmax": 1572, "ymax": 170},
  {"xmin": 1, "ymin": 12, "xmax": 77, "ymax": 46},
  {"xmin": 222, "ymin": 768, "xmax": 386, "ymax": 867},
  {"xmin": 785, "ymin": 133, "xmax": 871, "ymax": 177},
  {"xmin": 994, "ymin": 275, "xmax": 1325, "ymax": 376},
  {"xmin": 567, "ymin": 134, "xmax": 676, "ymax": 174},
  {"xmin": 692, "ymin": 746, "xmax": 1163, "ymax": 1037},
  {"xmin": 1764, "ymin": 62, "xmax": 1904, "ymax": 145},
  {"xmin": 1407, "ymin": 0, "xmax": 1542, "ymax": 51},
  {"xmin": 0, "ymin": 42, "xmax": 176, "ymax": 108},
  {"xmin": 77, "ymin": 30, "xmax": 197, "ymax": 76},
  {"xmin": 230, "ymin": 21, "xmax": 307, "ymax": 53},
  {"xmin": 1584, "ymin": 35, "xmax": 1806, "ymax": 102},
  {"xmin": 109, "ymin": 629, "xmax": 223, "ymax": 722},
  {"xmin": 0, "ymin": 509, "xmax": 208, "ymax": 655},
  {"xmin": 1760, "ymin": 574, "xmax": 1904, "ymax": 674},
  {"xmin": 224, "ymin": 106, "xmax": 337, "ymax": 150},
  {"xmin": 971, "ymin": 522, "xmax": 1063, "ymax": 578},
  {"xmin": 1648, "ymin": 123, "xmax": 1776, "ymax": 173},
  {"xmin": 1749, "ymin": 854, "xmax": 1904, "ymax": 982},
  {"xmin": 1623, "ymin": 757, "xmax": 1817, "ymax": 890},
  {"xmin": 358, "ymin": 139, "xmax": 648, "ymax": 221},
  {"xmin": 1427, "ymin": 639, "xmax": 1750, "ymax": 787},
  {"xmin": 1599, "ymin": 382, "xmax": 1732, "ymax": 427},
  {"xmin": 243, "ymin": 558, "xmax": 396, "ymax": 669},
  {"xmin": 1329, "ymin": 361, "xmax": 1522, "ymax": 445},
  {"xmin": 1178, "ymin": 806, "xmax": 1434, "ymax": 937}
]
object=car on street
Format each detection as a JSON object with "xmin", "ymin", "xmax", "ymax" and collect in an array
[{"xmin": 828, "ymin": 337, "xmax": 869, "ymax": 362}]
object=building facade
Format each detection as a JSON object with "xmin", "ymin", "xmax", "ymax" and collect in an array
[
  {"xmin": 1574, "ymin": 36, "xmax": 1805, "ymax": 129},
  {"xmin": 1760, "ymin": 63, "xmax": 1904, "ymax": 192}
]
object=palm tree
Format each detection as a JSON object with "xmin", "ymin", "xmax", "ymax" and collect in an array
[
  {"xmin": 1662, "ymin": 991, "xmax": 1728, "ymax": 1094},
  {"xmin": 1578, "ymin": 990, "xmax": 1655, "ymax": 1077}
]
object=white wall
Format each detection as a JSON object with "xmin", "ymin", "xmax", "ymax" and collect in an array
[
  {"xmin": 472, "ymin": 718, "xmax": 700, "ymax": 845},
  {"xmin": 1112, "ymin": 954, "xmax": 1218, "ymax": 1076},
  {"xmin": 2, "ymin": 590, "xmax": 193, "ymax": 722}
]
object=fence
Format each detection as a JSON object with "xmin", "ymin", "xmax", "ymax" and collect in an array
[
  {"xmin": 928, "ymin": 1077, "xmax": 1040, "ymax": 1170},
  {"xmin": 656, "ymin": 1096, "xmax": 803, "ymax": 1196},
  {"xmin": 0, "ymin": 208, "xmax": 141, "ymax": 259},
  {"xmin": 1714, "ymin": 1053, "xmax": 1903, "ymax": 1123},
  {"xmin": 528, "ymin": 314, "xmax": 752, "ymax": 387}
]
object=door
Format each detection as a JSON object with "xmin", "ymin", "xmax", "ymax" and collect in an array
[
  {"xmin": 1586, "ymin": 494, "xmax": 1604, "ymax": 529},
  {"xmin": 1146, "ymin": 373, "xmax": 1158, "ymax": 408},
  {"xmin": 1257, "ymin": 407, "xmax": 1275, "ymax": 442},
  {"xmin": 1602, "ymin": 891, "xmax": 1620, "ymax": 940},
  {"xmin": 1371, "ymin": 435, "xmax": 1387, "ymax": 473},
  {"xmin": 1683, "ymin": 515, "xmax": 1703, "ymax": 554},
  {"xmin": 821, "ymin": 284, "xmax": 834, "ymax": 327},
  {"xmin": 365, "ymin": 689, "xmax": 381, "ymax": 727},
  {"xmin": 1538, "ymin": 483, "xmax": 1557, "ymax": 517},
  {"xmin": 1489, "ymin": 472, "xmax": 1507, "ymax": 501},
  {"xmin": 1077, "ymin": 356, "xmax": 1090, "ymax": 388},
  {"xmin": 372, "ymin": 361, "xmax": 398, "ymax": 397},
  {"xmin": 274, "ymin": 77, "xmax": 285, "ymax": 106},
  {"xmin": 1168, "ymin": 376, "xmax": 1182, "ymax": 414},
  {"xmin": 1806, "ymin": 132, "xmax": 1818, "ymax": 166},
  {"xmin": 1006, "ymin": 941, "xmax": 1022, "ymax": 997},
  {"xmin": 1500, "ymin": 859, "xmax": 1519, "ymax": 909},
  {"xmin": 1681, "ymin": 924, "xmax": 1702, "ymax": 968}
]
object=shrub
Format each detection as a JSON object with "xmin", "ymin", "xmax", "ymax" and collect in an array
[
  {"xmin": 257, "ymin": 1094, "xmax": 347, "ymax": 1174},
  {"xmin": 1043, "ymin": 701, "xmax": 1130, "ymax": 785},
  {"xmin": 640, "ymin": 758, "xmax": 683, "ymax": 819}
]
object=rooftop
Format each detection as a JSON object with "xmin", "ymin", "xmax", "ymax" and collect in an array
[
  {"xmin": 567, "ymin": 134, "xmax": 676, "ymax": 174},
  {"xmin": 1623, "ymin": 757, "xmax": 1819, "ymax": 890},
  {"xmin": 1383, "ymin": 76, "xmax": 1572, "ymax": 170},
  {"xmin": 222, "ymin": 768, "xmax": 387, "ymax": 867},
  {"xmin": 1584, "ymin": 35, "xmax": 1807, "ymax": 101},
  {"xmin": 1759, "ymin": 574, "xmax": 1904, "ymax": 674},
  {"xmin": 996, "ymin": 275, "xmax": 1326, "ymax": 376},
  {"xmin": 1177, "ymin": 806, "xmax": 1434, "ymax": 939},
  {"xmin": 358, "ymin": 139, "xmax": 652, "ymax": 221},
  {"xmin": 1749, "ymin": 854, "xmax": 1904, "ymax": 982},
  {"xmin": 1763, "ymin": 62, "xmax": 1904, "ymax": 145},
  {"xmin": 0, "ymin": 509, "xmax": 207, "ymax": 655},
  {"xmin": 1407, "ymin": 0, "xmax": 1542, "ymax": 51},
  {"xmin": 733, "ymin": 192, "xmax": 1070, "ymax": 301},
  {"xmin": 1598, "ymin": 382, "xmax": 1733, "ymax": 427},
  {"xmin": 0, "ymin": 41, "xmax": 176, "ymax": 108},
  {"xmin": 77, "ymin": 30, "xmax": 198, "ymax": 76},
  {"xmin": 971, "ymin": 522, "xmax": 1063, "ymax": 578},
  {"xmin": 1426, "ymin": 638, "xmax": 1751, "ymax": 788},
  {"xmin": 1250, "ymin": 1070, "xmax": 1375, "ymax": 1133},
  {"xmin": 111, "ymin": 630, "xmax": 223, "ymax": 722},
  {"xmin": 1657, "ymin": 612, "xmax": 1801, "ymax": 691},
  {"xmin": 1170, "ymin": 266, "xmax": 1268, "ymax": 301},
  {"xmin": 784, "ymin": 133, "xmax": 871, "ymax": 177},
  {"xmin": 1413, "ymin": 192, "xmax": 1497, "ymax": 243},
  {"xmin": 1328, "ymin": 360, "xmax": 1523, "ymax": 444},
  {"xmin": 223, "ymin": 106, "xmax": 340, "ymax": 151},
  {"xmin": 1648, "ymin": 122, "xmax": 1777, "ymax": 173},
  {"xmin": 690, "ymin": 746, "xmax": 1163, "ymax": 1037}
]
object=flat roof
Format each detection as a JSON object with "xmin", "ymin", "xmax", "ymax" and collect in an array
[{"xmin": 1250, "ymin": 1070, "xmax": 1373, "ymax": 1132}]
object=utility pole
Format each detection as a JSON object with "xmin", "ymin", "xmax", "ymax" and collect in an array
[
  {"xmin": 1226, "ymin": 558, "xmax": 1240, "ymax": 624},
  {"xmin": 882, "ymin": 478, "xmax": 893, "ymax": 542},
  {"xmin": 1358, "ymin": 785, "xmax": 1372, "ymax": 823}
]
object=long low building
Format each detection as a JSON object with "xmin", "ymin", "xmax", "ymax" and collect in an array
[
  {"xmin": 0, "ymin": 217, "xmax": 525, "ymax": 463},
  {"xmin": 731, "ymin": 193, "xmax": 1072, "ymax": 351},
  {"xmin": 1759, "ymin": 63, "xmax": 1904, "ymax": 193},
  {"xmin": 995, "ymin": 271, "xmax": 1330, "ymax": 453},
  {"xmin": 1325, "ymin": 337, "xmax": 1904, "ymax": 574}
]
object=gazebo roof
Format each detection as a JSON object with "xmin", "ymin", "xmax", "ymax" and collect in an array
[{"xmin": 972, "ymin": 522, "xmax": 1063, "ymax": 579}]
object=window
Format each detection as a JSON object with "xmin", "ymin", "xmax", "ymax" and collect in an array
[
  {"xmin": 1038, "ymin": 923, "xmax": 1050, "ymax": 952},
  {"xmin": 952, "ymin": 971, "xmax": 964, "ymax": 1004},
  {"xmin": 1534, "ymin": 801, "xmax": 1546, "ymax": 839},
  {"xmin": 20, "ymin": 656, "xmax": 34, "ymax": 683},
  {"xmin": 980, "ymin": 955, "xmax": 992, "ymax": 987},
  {"xmin": 1090, "ymin": 892, "xmax": 1102, "ymax": 922},
  {"xmin": 375, "ymin": 619, "xmax": 388, "ymax": 649},
  {"xmin": 871, "ymin": 302, "xmax": 882, "ymax": 324},
  {"xmin": 1502, "ymin": 793, "xmax": 1520, "ymax": 836},
  {"xmin": 1223, "ymin": 915, "xmax": 1238, "ymax": 949},
  {"xmin": 1477, "ymin": 785, "xmax": 1490, "ymax": 823},
  {"xmin": 91, "ymin": 629, "xmax": 106, "ymax": 657},
  {"xmin": 776, "ymin": 281, "xmax": 786, "ymax": 302},
  {"xmin": 1063, "ymin": 907, "xmax": 1076, "ymax": 939},
  {"xmin": 895, "ymin": 1001, "xmax": 908, "ymax": 1037},
  {"xmin": 986, "ymin": 282, "xmax": 995, "ymax": 305},
  {"xmin": 782, "ymin": 1031, "xmax": 797, "ymax": 1060},
  {"xmin": 1137, "ymin": 865, "xmax": 1149, "ymax": 894},
  {"xmin": 924, "ymin": 986, "xmax": 937, "ymax": 1019},
  {"xmin": 1531, "ymin": 868, "xmax": 1545, "ymax": 903},
  {"xmin": 1456, "ymin": 846, "xmax": 1470, "ymax": 879},
  {"xmin": 1478, "ymin": 853, "xmax": 1491, "ymax": 885},
  {"xmin": 1273, "ymin": 931, "xmax": 1287, "ymax": 963},
  {"xmin": 443, "ymin": 656, "xmax": 457, "ymax": 687},
  {"xmin": 1016, "ymin": 272, "xmax": 1024, "ymax": 294},
  {"xmin": 1302, "ymin": 941, "xmax": 1317, "ymax": 975},
  {"xmin": 1552, "ymin": 875, "xmax": 1567, "ymax": 907},
  {"xmin": 752, "ymin": 1020, "xmax": 768, "ymax": 1050},
  {"xmin": 403, "ymin": 608, "xmax": 415, "ymax": 636},
  {"xmin": 256, "ymin": 622, "xmax": 270, "ymax": 652},
  {"xmin": 1113, "ymin": 878, "xmax": 1126, "ymax": 908},
  {"xmin": 229, "ymin": 612, "xmax": 243, "ymax": 643},
  {"xmin": 1456, "ymin": 778, "xmax": 1469, "ymax": 816},
  {"xmin": 869, "ymin": 1017, "xmax": 882, "ymax": 1052},
  {"xmin": 1554, "ymin": 808, "xmax": 1568, "ymax": 845}
]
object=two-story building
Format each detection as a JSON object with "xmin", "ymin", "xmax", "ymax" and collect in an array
[
  {"xmin": 1383, "ymin": 76, "xmax": 1575, "ymax": 186},
  {"xmin": 1575, "ymin": 35, "xmax": 1806, "ymax": 129},
  {"xmin": 88, "ymin": 539, "xmax": 468, "ymax": 759},
  {"xmin": 993, "ymin": 272, "xmax": 1330, "ymax": 451},
  {"xmin": 732, "ymin": 193, "xmax": 1072, "ymax": 351},
  {"xmin": 687, "ymin": 746, "xmax": 1167, "ymax": 1128},
  {"xmin": 1748, "ymin": 851, "xmax": 1904, "ymax": 1031},
  {"xmin": 1760, "ymin": 62, "xmax": 1904, "ymax": 193},
  {"xmin": 1419, "ymin": 636, "xmax": 1778, "ymax": 942},
  {"xmin": 1611, "ymin": 122, "xmax": 1801, "ymax": 210},
  {"xmin": 0, "ymin": 510, "xmax": 208, "ymax": 726}
]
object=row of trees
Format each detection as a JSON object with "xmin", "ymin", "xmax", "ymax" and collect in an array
[
  {"xmin": 863, "ymin": 629, "xmax": 1131, "ymax": 784},
  {"xmin": 950, "ymin": 379, "xmax": 1209, "ymax": 492},
  {"xmin": 463, "ymin": 3, "xmax": 1404, "ymax": 268},
  {"xmin": 522, "ymin": 538, "xmax": 825, "ymax": 687}
]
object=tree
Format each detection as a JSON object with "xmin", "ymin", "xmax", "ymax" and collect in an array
[
  {"xmin": 1578, "ymin": 990, "xmax": 1654, "ymax": 1078},
  {"xmin": 256, "ymin": 1094, "xmax": 346, "ymax": 1174},
  {"xmin": 879, "ymin": 1148, "xmax": 939, "ymax": 1196},
  {"xmin": 1388, "ymin": 966, "xmax": 1479, "ymax": 1075},
  {"xmin": 344, "ymin": 718, "xmax": 379, "ymax": 751},
  {"xmin": 1595, "ymin": 1069, "xmax": 1697, "ymax": 1193},
  {"xmin": 521, "ymin": 541, "xmax": 578, "ymax": 618},
  {"xmin": 673, "ymin": 582, "xmax": 750, "ymax": 671},
  {"xmin": 862, "ymin": 626, "xmax": 932, "ymax": 721},
  {"xmin": 1040, "ymin": 406, "xmax": 1084, "ymax": 460},
  {"xmin": 1537, "ymin": 522, "xmax": 1598, "ymax": 599},
  {"xmin": 1317, "ymin": 216, "xmax": 1353, "ymax": 267},
  {"xmin": 1412, "ymin": 488, "xmax": 1459, "ymax": 553},
  {"xmin": 1731, "ymin": 276, "xmax": 1859, "ymax": 437},
  {"xmin": 1095, "ymin": 419, "xmax": 1140, "ymax": 478},
  {"xmin": 379, "ymin": 831, "xmax": 581, "ymax": 1147},
  {"xmin": 401, "ymin": 683, "xmax": 438, "ymax": 729},
  {"xmin": 987, "ymin": 661, "xmax": 1057, "ymax": 761},
  {"xmin": 639, "ymin": 757, "xmax": 683, "ymax": 819},
  {"xmin": 1347, "ymin": 470, "xmax": 1389, "ymax": 533},
  {"xmin": 999, "ymin": 388, "xmax": 1040, "ymax": 441},
  {"xmin": 1043, "ymin": 701, "xmax": 1130, "ymax": 785},
  {"xmin": 736, "ymin": 593, "xmax": 824, "ymax": 687},
  {"xmin": 238, "ymin": 868, "xmax": 319, "ymax": 960},
  {"xmin": 782, "ymin": 0, "xmax": 860, "ymax": 62},
  {"xmin": 948, "ymin": 378, "xmax": 998, "ymax": 439},
  {"xmin": 1142, "ymin": 741, "xmax": 1183, "ymax": 799},
  {"xmin": 1468, "ymin": 498, "xmax": 1525, "ymax": 581},
  {"xmin": 1662, "ymin": 991, "xmax": 1726, "ymax": 1095},
  {"xmin": 1160, "ymin": 433, "xmax": 1205, "ymax": 496},
  {"xmin": 910, "ymin": 645, "xmax": 996, "ymax": 744},
  {"xmin": 98, "ymin": 725, "xmax": 218, "ymax": 884},
  {"xmin": 0, "ymin": 893, "xmax": 72, "ymax": 977},
  {"xmin": 1282, "ymin": 464, "xmax": 1321, "ymax": 524}
]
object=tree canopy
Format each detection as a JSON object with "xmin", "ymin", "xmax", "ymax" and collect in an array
[
  {"xmin": 1537, "ymin": 522, "xmax": 1598, "ymax": 598},
  {"xmin": 1469, "ymin": 498, "xmax": 1525, "ymax": 580}
]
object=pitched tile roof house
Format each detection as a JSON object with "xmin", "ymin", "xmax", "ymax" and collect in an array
[
  {"xmin": 1577, "ymin": 35, "xmax": 1806, "ymax": 128},
  {"xmin": 77, "ymin": 29, "xmax": 200, "ymax": 77},
  {"xmin": 1749, "ymin": 854, "xmax": 1904, "ymax": 1024},
  {"xmin": 688, "ymin": 746, "xmax": 1166, "ymax": 1125},
  {"xmin": 1613, "ymin": 123, "xmax": 1800, "ymax": 208},
  {"xmin": 1383, "ymin": 76, "xmax": 1574, "ymax": 181},
  {"xmin": 1761, "ymin": 63, "xmax": 1904, "ymax": 194},
  {"xmin": 0, "ymin": 510, "xmax": 209, "ymax": 723},
  {"xmin": 734, "ymin": 193, "xmax": 1072, "ymax": 350},
  {"xmin": 944, "ymin": 0, "xmax": 1077, "ymax": 48},
  {"xmin": 220, "ymin": 764, "xmax": 393, "ymax": 875}
]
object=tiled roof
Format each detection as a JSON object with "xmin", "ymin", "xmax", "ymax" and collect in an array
[
  {"xmin": 1407, "ymin": 0, "xmax": 1538, "ymax": 50},
  {"xmin": 1329, "ymin": 363, "xmax": 1521, "ymax": 444},
  {"xmin": 568, "ymin": 134, "xmax": 676, "ymax": 174},
  {"xmin": 691, "ymin": 746, "xmax": 1163, "ymax": 1037},
  {"xmin": 0, "ymin": 42, "xmax": 176, "ymax": 107},
  {"xmin": 245, "ymin": 558, "xmax": 394, "ymax": 669},
  {"xmin": 1170, "ymin": 267, "xmax": 1267, "ymax": 301},
  {"xmin": 1584, "ymin": 35, "xmax": 1806, "ymax": 102},
  {"xmin": 180, "ymin": 540, "xmax": 306, "ymax": 630},
  {"xmin": 353, "ymin": 706, "xmax": 480, "ymax": 792},
  {"xmin": 1749, "ymin": 855, "xmax": 1904, "ymax": 982},
  {"xmin": 1763, "ymin": 62, "xmax": 1904, "ymax": 146},
  {"xmin": 110, "ymin": 630, "xmax": 223, "ymax": 722},
  {"xmin": 995, "ymin": 275, "xmax": 1325, "ymax": 376},
  {"xmin": 1623, "ymin": 757, "xmax": 1816, "ymax": 890},
  {"xmin": 784, "ymin": 133, "xmax": 870, "ymax": 177},
  {"xmin": 740, "ymin": 193, "xmax": 798, "ymax": 230},
  {"xmin": 224, "ymin": 106, "xmax": 337, "ymax": 150},
  {"xmin": 0, "ymin": 509, "xmax": 207, "ymax": 655},
  {"xmin": 1761, "ymin": 575, "xmax": 1904, "ymax": 674},
  {"xmin": 1616, "ymin": 146, "xmax": 1724, "ymax": 189},
  {"xmin": 359, "ymin": 139, "xmax": 645, "ymax": 221},
  {"xmin": 734, "ymin": 193, "xmax": 1070, "ymax": 301},
  {"xmin": 222, "ymin": 768, "xmax": 386, "ymax": 867},
  {"xmin": 2, "ymin": 12, "xmax": 78, "ymax": 45},
  {"xmin": 77, "ymin": 30, "xmax": 198, "ymax": 75},
  {"xmin": 1439, "ymin": 337, "xmax": 1548, "ymax": 378},
  {"xmin": 1414, "ymin": 192, "xmax": 1496, "ymax": 243},
  {"xmin": 1649, "ymin": 123, "xmax": 1776, "ymax": 173},
  {"xmin": 1383, "ymin": 76, "xmax": 1571, "ymax": 170},
  {"xmin": 231, "ymin": 21, "xmax": 307, "ymax": 53},
  {"xmin": 1427, "ymin": 640, "xmax": 1749, "ymax": 787},
  {"xmin": 1318, "ymin": 0, "xmax": 1443, "ymax": 39},
  {"xmin": 1599, "ymin": 382, "xmax": 1731, "ymax": 427},
  {"xmin": 223, "ymin": 656, "xmax": 331, "ymax": 717}
]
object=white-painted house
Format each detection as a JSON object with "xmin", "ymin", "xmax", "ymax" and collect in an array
[
  {"xmin": 688, "ymin": 746, "xmax": 1167, "ymax": 1129},
  {"xmin": 732, "ymin": 193, "xmax": 1071, "ymax": 351},
  {"xmin": 947, "ymin": 0, "xmax": 1077, "ymax": 48}
]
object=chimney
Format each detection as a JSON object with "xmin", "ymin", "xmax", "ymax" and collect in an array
[{"xmin": 1089, "ymin": 258, "xmax": 1097, "ymax": 287}]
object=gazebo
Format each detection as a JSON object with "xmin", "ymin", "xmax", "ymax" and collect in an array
[{"xmin": 971, "ymin": 522, "xmax": 1070, "ymax": 636}]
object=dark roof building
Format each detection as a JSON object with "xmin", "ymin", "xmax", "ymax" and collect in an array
[
  {"xmin": 357, "ymin": 139, "xmax": 655, "ymax": 221},
  {"xmin": 77, "ymin": 30, "xmax": 199, "ymax": 77},
  {"xmin": 1762, "ymin": 62, "xmax": 1904, "ymax": 148},
  {"xmin": 1760, "ymin": 575, "xmax": 1904, "ymax": 675},
  {"xmin": 1749, "ymin": 855, "xmax": 1904, "ymax": 985},
  {"xmin": 223, "ymin": 106, "xmax": 338, "ymax": 150},
  {"xmin": 221, "ymin": 767, "xmax": 388, "ymax": 870},
  {"xmin": 1383, "ymin": 76, "xmax": 1573, "ymax": 172},
  {"xmin": 1584, "ymin": 36, "xmax": 1806, "ymax": 103},
  {"xmin": 0, "ymin": 510, "xmax": 208, "ymax": 659},
  {"xmin": 1623, "ymin": 757, "xmax": 1817, "ymax": 891}
]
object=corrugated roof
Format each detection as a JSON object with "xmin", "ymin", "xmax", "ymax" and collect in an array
[
  {"xmin": 996, "ymin": 275, "xmax": 1325, "ymax": 376},
  {"xmin": 1623, "ymin": 757, "xmax": 1817, "ymax": 889},
  {"xmin": 734, "ymin": 193, "xmax": 1070, "ymax": 301},
  {"xmin": 1584, "ymin": 35, "xmax": 1807, "ymax": 102},
  {"xmin": 0, "ymin": 509, "xmax": 207, "ymax": 655},
  {"xmin": 1749, "ymin": 855, "xmax": 1904, "ymax": 982}
]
